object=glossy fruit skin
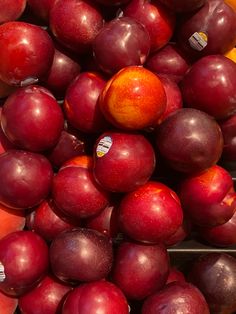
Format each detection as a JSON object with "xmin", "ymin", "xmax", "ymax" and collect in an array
[
  {"xmin": 64, "ymin": 72, "xmax": 109, "ymax": 133},
  {"xmin": 0, "ymin": 0, "xmax": 26, "ymax": 24},
  {"xmin": 155, "ymin": 108, "xmax": 224, "ymax": 173},
  {"xmin": 0, "ymin": 150, "xmax": 53, "ymax": 210},
  {"xmin": 93, "ymin": 131, "xmax": 156, "ymax": 192},
  {"xmin": 112, "ymin": 241, "xmax": 169, "ymax": 300},
  {"xmin": 158, "ymin": 0, "xmax": 206, "ymax": 12},
  {"xmin": 93, "ymin": 17, "xmax": 150, "ymax": 74},
  {"xmin": 180, "ymin": 55, "xmax": 236, "ymax": 120},
  {"xmin": 62, "ymin": 280, "xmax": 129, "ymax": 314},
  {"xmin": 1, "ymin": 85, "xmax": 64, "ymax": 152},
  {"xmin": 0, "ymin": 230, "xmax": 49, "ymax": 297},
  {"xmin": 123, "ymin": 0, "xmax": 176, "ymax": 52},
  {"xmin": 99, "ymin": 66, "xmax": 167, "ymax": 130},
  {"xmin": 145, "ymin": 43, "xmax": 190, "ymax": 83},
  {"xmin": 219, "ymin": 113, "xmax": 236, "ymax": 161},
  {"xmin": 164, "ymin": 219, "xmax": 192, "ymax": 247},
  {"xmin": 188, "ymin": 253, "xmax": 236, "ymax": 313},
  {"xmin": 18, "ymin": 275, "xmax": 72, "ymax": 314},
  {"xmin": 142, "ymin": 281, "xmax": 210, "ymax": 314},
  {"xmin": 119, "ymin": 181, "xmax": 183, "ymax": 243},
  {"xmin": 49, "ymin": 0, "xmax": 104, "ymax": 54},
  {"xmin": 52, "ymin": 165, "xmax": 110, "ymax": 220},
  {"xmin": 177, "ymin": 0, "xmax": 236, "ymax": 60},
  {"xmin": 179, "ymin": 165, "xmax": 236, "ymax": 226},
  {"xmin": 0, "ymin": 21, "xmax": 54, "ymax": 85},
  {"xmin": 50, "ymin": 228, "xmax": 113, "ymax": 283}
]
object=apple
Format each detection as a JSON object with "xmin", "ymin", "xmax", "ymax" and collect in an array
[
  {"xmin": 0, "ymin": 0, "xmax": 26, "ymax": 24},
  {"xmin": 1, "ymin": 85, "xmax": 64, "ymax": 152},
  {"xmin": 0, "ymin": 230, "xmax": 49, "ymax": 297},
  {"xmin": 155, "ymin": 108, "xmax": 224, "ymax": 173},
  {"xmin": 50, "ymin": 228, "xmax": 113, "ymax": 283},
  {"xmin": 93, "ymin": 130, "xmax": 156, "ymax": 192},
  {"xmin": 93, "ymin": 16, "xmax": 150, "ymax": 74},
  {"xmin": 0, "ymin": 21, "xmax": 54, "ymax": 85},
  {"xmin": 0, "ymin": 150, "xmax": 53, "ymax": 210},
  {"xmin": 118, "ymin": 181, "xmax": 183, "ymax": 243},
  {"xmin": 112, "ymin": 241, "xmax": 169, "ymax": 300},
  {"xmin": 99, "ymin": 65, "xmax": 167, "ymax": 130}
]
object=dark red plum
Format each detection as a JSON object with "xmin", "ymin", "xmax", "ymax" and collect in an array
[
  {"xmin": 112, "ymin": 241, "xmax": 169, "ymax": 300},
  {"xmin": 93, "ymin": 131, "xmax": 156, "ymax": 193},
  {"xmin": 158, "ymin": 0, "xmax": 206, "ymax": 12},
  {"xmin": 188, "ymin": 253, "xmax": 236, "ymax": 313},
  {"xmin": 94, "ymin": 0, "xmax": 130, "ymax": 5},
  {"xmin": 0, "ymin": 150, "xmax": 53, "ymax": 210},
  {"xmin": 179, "ymin": 165, "xmax": 236, "ymax": 226},
  {"xmin": 145, "ymin": 43, "xmax": 190, "ymax": 83},
  {"xmin": 64, "ymin": 72, "xmax": 109, "ymax": 133},
  {"xmin": 155, "ymin": 108, "xmax": 224, "ymax": 173},
  {"xmin": 50, "ymin": 228, "xmax": 113, "ymax": 283},
  {"xmin": 142, "ymin": 281, "xmax": 210, "ymax": 314},
  {"xmin": 176, "ymin": 0, "xmax": 236, "ymax": 60},
  {"xmin": 26, "ymin": 199, "xmax": 77, "ymax": 242},
  {"xmin": 62, "ymin": 280, "xmax": 129, "ymax": 314},
  {"xmin": 52, "ymin": 165, "xmax": 110, "ymax": 220},
  {"xmin": 119, "ymin": 181, "xmax": 183, "ymax": 243},
  {"xmin": 181, "ymin": 55, "xmax": 236, "ymax": 120},
  {"xmin": 166, "ymin": 267, "xmax": 186, "ymax": 285},
  {"xmin": 0, "ymin": 109, "xmax": 16, "ymax": 155},
  {"xmin": 27, "ymin": 0, "xmax": 56, "ymax": 22},
  {"xmin": 0, "ymin": 230, "xmax": 49, "ymax": 297},
  {"xmin": 1, "ymin": 85, "xmax": 64, "ymax": 152},
  {"xmin": 49, "ymin": 0, "xmax": 104, "ymax": 54},
  {"xmin": 18, "ymin": 275, "xmax": 72, "ymax": 314},
  {"xmin": 164, "ymin": 219, "xmax": 192, "ymax": 247},
  {"xmin": 0, "ymin": 0, "xmax": 26, "ymax": 24},
  {"xmin": 0, "ymin": 21, "xmax": 54, "ymax": 86},
  {"xmin": 219, "ymin": 113, "xmax": 236, "ymax": 161},
  {"xmin": 123, "ymin": 0, "xmax": 176, "ymax": 52},
  {"xmin": 93, "ymin": 17, "xmax": 150, "ymax": 74}
]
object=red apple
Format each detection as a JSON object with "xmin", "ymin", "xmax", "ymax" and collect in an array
[
  {"xmin": 118, "ymin": 181, "xmax": 183, "ymax": 243},
  {"xmin": 0, "ymin": 0, "xmax": 26, "ymax": 24},
  {"xmin": 93, "ymin": 131, "xmax": 156, "ymax": 192},
  {"xmin": 0, "ymin": 230, "xmax": 49, "ymax": 297},
  {"xmin": 0, "ymin": 21, "xmax": 54, "ymax": 85}
]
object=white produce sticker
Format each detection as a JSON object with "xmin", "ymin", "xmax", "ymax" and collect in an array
[
  {"xmin": 188, "ymin": 32, "xmax": 208, "ymax": 51},
  {"xmin": 0, "ymin": 262, "xmax": 6, "ymax": 282},
  {"xmin": 96, "ymin": 136, "xmax": 112, "ymax": 157}
]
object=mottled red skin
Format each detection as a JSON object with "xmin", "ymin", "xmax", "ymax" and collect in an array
[
  {"xmin": 93, "ymin": 17, "xmax": 150, "ymax": 75},
  {"xmin": 179, "ymin": 165, "xmax": 236, "ymax": 226},
  {"xmin": 119, "ymin": 181, "xmax": 183, "ymax": 243},
  {"xmin": 219, "ymin": 113, "xmax": 236, "ymax": 161},
  {"xmin": 145, "ymin": 43, "xmax": 190, "ymax": 83},
  {"xmin": 112, "ymin": 241, "xmax": 169, "ymax": 300},
  {"xmin": 49, "ymin": 0, "xmax": 104, "ymax": 54},
  {"xmin": 99, "ymin": 66, "xmax": 167, "ymax": 130},
  {"xmin": 26, "ymin": 199, "xmax": 77, "ymax": 243},
  {"xmin": 0, "ymin": 0, "xmax": 26, "ymax": 24},
  {"xmin": 177, "ymin": 0, "xmax": 236, "ymax": 60},
  {"xmin": 27, "ymin": 0, "xmax": 56, "ymax": 22},
  {"xmin": 0, "ymin": 150, "xmax": 53, "ymax": 210},
  {"xmin": 64, "ymin": 72, "xmax": 109, "ymax": 133},
  {"xmin": 198, "ymin": 208, "xmax": 236, "ymax": 247},
  {"xmin": 1, "ymin": 85, "xmax": 64, "ymax": 152},
  {"xmin": 93, "ymin": 131, "xmax": 156, "ymax": 192},
  {"xmin": 155, "ymin": 108, "xmax": 224, "ymax": 173},
  {"xmin": 62, "ymin": 280, "xmax": 129, "ymax": 314},
  {"xmin": 142, "ymin": 281, "xmax": 210, "ymax": 314},
  {"xmin": 0, "ymin": 291, "xmax": 18, "ymax": 314},
  {"xmin": 0, "ymin": 21, "xmax": 54, "ymax": 85},
  {"xmin": 43, "ymin": 48, "xmax": 81, "ymax": 99},
  {"xmin": 50, "ymin": 228, "xmax": 113, "ymax": 283},
  {"xmin": 188, "ymin": 253, "xmax": 236, "ymax": 313},
  {"xmin": 158, "ymin": 0, "xmax": 206, "ymax": 12},
  {"xmin": 123, "ymin": 0, "xmax": 176, "ymax": 52},
  {"xmin": 180, "ymin": 55, "xmax": 236, "ymax": 120},
  {"xmin": 166, "ymin": 267, "xmax": 186, "ymax": 285},
  {"xmin": 18, "ymin": 275, "xmax": 72, "ymax": 314},
  {"xmin": 0, "ymin": 230, "xmax": 49, "ymax": 297},
  {"xmin": 52, "ymin": 165, "xmax": 110, "ymax": 220}
]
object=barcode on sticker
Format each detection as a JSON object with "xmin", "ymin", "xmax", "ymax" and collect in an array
[
  {"xmin": 96, "ymin": 136, "xmax": 112, "ymax": 157},
  {"xmin": 0, "ymin": 262, "xmax": 5, "ymax": 282},
  {"xmin": 188, "ymin": 32, "xmax": 208, "ymax": 51}
]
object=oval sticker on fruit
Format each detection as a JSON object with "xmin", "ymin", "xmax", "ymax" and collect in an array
[
  {"xmin": 0, "ymin": 262, "xmax": 5, "ymax": 282},
  {"xmin": 96, "ymin": 136, "xmax": 113, "ymax": 157}
]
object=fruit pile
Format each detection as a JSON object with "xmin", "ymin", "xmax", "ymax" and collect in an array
[{"xmin": 0, "ymin": 0, "xmax": 236, "ymax": 313}]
